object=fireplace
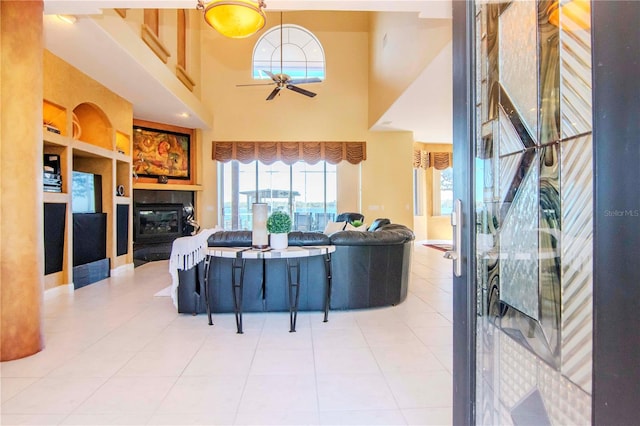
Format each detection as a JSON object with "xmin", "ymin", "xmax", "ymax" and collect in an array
[
  {"xmin": 133, "ymin": 189, "xmax": 195, "ymax": 264},
  {"xmin": 134, "ymin": 203, "xmax": 183, "ymax": 244}
]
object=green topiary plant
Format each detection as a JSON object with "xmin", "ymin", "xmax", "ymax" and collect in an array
[{"xmin": 266, "ymin": 210, "xmax": 292, "ymax": 234}]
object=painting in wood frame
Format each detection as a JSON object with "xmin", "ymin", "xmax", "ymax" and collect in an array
[{"xmin": 132, "ymin": 119, "xmax": 196, "ymax": 185}]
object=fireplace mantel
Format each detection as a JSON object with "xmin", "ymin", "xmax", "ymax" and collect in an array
[{"xmin": 133, "ymin": 183, "xmax": 203, "ymax": 191}]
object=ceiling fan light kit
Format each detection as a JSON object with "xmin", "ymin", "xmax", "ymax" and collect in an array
[{"xmin": 197, "ymin": 0, "xmax": 267, "ymax": 39}]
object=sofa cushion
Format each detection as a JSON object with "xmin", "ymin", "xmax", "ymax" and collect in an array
[
  {"xmin": 330, "ymin": 228, "xmax": 411, "ymax": 246},
  {"xmin": 207, "ymin": 230, "xmax": 252, "ymax": 247},
  {"xmin": 288, "ymin": 231, "xmax": 331, "ymax": 246}
]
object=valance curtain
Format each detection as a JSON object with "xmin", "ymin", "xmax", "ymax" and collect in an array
[
  {"xmin": 413, "ymin": 150, "xmax": 452, "ymax": 170},
  {"xmin": 212, "ymin": 141, "xmax": 367, "ymax": 165}
]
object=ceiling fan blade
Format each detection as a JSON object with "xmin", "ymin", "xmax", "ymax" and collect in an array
[
  {"xmin": 266, "ymin": 87, "xmax": 281, "ymax": 101},
  {"xmin": 286, "ymin": 84, "xmax": 317, "ymax": 98},
  {"xmin": 288, "ymin": 77, "xmax": 322, "ymax": 85},
  {"xmin": 261, "ymin": 70, "xmax": 280, "ymax": 82}
]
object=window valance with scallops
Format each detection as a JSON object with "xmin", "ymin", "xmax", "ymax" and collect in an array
[
  {"xmin": 212, "ymin": 141, "xmax": 367, "ymax": 165},
  {"xmin": 412, "ymin": 149, "xmax": 453, "ymax": 170}
]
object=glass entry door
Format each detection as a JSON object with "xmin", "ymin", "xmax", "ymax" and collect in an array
[{"xmin": 465, "ymin": 0, "xmax": 595, "ymax": 423}]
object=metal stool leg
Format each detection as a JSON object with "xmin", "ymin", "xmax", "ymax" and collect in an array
[
  {"xmin": 323, "ymin": 251, "xmax": 332, "ymax": 322},
  {"xmin": 287, "ymin": 258, "xmax": 301, "ymax": 332},
  {"xmin": 204, "ymin": 256, "xmax": 214, "ymax": 325},
  {"xmin": 231, "ymin": 257, "xmax": 246, "ymax": 334}
]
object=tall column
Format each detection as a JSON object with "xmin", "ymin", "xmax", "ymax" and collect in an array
[{"xmin": 1, "ymin": 0, "xmax": 45, "ymax": 360}]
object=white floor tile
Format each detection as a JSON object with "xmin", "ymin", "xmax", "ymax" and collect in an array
[
  {"xmin": 46, "ymin": 349, "xmax": 136, "ymax": 378},
  {"xmin": 411, "ymin": 326, "xmax": 453, "ymax": 348},
  {"xmin": 319, "ymin": 409, "xmax": 408, "ymax": 425},
  {"xmin": 1, "ymin": 377, "xmax": 106, "ymax": 415},
  {"xmin": 0, "ymin": 243, "xmax": 454, "ymax": 424},
  {"xmin": 74, "ymin": 376, "xmax": 177, "ymax": 414},
  {"xmin": 250, "ymin": 348, "xmax": 315, "ymax": 375},
  {"xmin": 316, "ymin": 373, "xmax": 398, "ymax": 411},
  {"xmin": 0, "ymin": 378, "xmax": 38, "ymax": 403},
  {"xmin": 402, "ymin": 407, "xmax": 453, "ymax": 425},
  {"xmin": 182, "ymin": 347, "xmax": 255, "ymax": 376},
  {"xmin": 370, "ymin": 342, "xmax": 447, "ymax": 374},
  {"xmin": 257, "ymin": 327, "xmax": 314, "ymax": 351},
  {"xmin": 115, "ymin": 349, "xmax": 195, "ymax": 377},
  {"xmin": 155, "ymin": 375, "xmax": 245, "ymax": 415},
  {"xmin": 314, "ymin": 346, "xmax": 381, "ymax": 374},
  {"xmin": 234, "ymin": 409, "xmax": 320, "ymax": 425},
  {"xmin": 384, "ymin": 371, "xmax": 453, "ymax": 409},
  {"xmin": 311, "ymin": 326, "xmax": 369, "ymax": 349},
  {"xmin": 0, "ymin": 414, "xmax": 67, "ymax": 425},
  {"xmin": 238, "ymin": 374, "xmax": 317, "ymax": 413},
  {"xmin": 60, "ymin": 412, "xmax": 151, "ymax": 425}
]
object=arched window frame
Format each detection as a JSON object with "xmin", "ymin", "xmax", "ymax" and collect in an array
[{"xmin": 252, "ymin": 24, "xmax": 325, "ymax": 80}]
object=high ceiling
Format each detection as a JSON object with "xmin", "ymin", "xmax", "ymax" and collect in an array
[{"xmin": 43, "ymin": 0, "xmax": 452, "ymax": 143}]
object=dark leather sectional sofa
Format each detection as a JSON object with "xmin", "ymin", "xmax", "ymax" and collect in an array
[{"xmin": 175, "ymin": 223, "xmax": 415, "ymax": 315}]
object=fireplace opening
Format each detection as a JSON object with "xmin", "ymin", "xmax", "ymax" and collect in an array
[
  {"xmin": 134, "ymin": 203, "xmax": 184, "ymax": 244},
  {"xmin": 132, "ymin": 190, "xmax": 197, "ymax": 266}
]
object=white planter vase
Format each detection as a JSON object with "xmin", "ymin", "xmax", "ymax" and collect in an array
[{"xmin": 270, "ymin": 233, "xmax": 288, "ymax": 250}]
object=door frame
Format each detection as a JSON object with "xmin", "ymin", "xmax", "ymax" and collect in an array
[
  {"xmin": 591, "ymin": 1, "xmax": 640, "ymax": 424},
  {"xmin": 451, "ymin": 0, "xmax": 476, "ymax": 424},
  {"xmin": 451, "ymin": 1, "xmax": 640, "ymax": 424}
]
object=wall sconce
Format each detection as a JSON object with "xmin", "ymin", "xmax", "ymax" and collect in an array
[{"xmin": 197, "ymin": 0, "xmax": 267, "ymax": 39}]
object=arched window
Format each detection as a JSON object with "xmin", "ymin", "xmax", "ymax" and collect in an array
[{"xmin": 252, "ymin": 24, "xmax": 325, "ymax": 80}]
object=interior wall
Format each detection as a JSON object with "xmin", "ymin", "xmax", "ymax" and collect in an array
[
  {"xmin": 197, "ymin": 11, "xmax": 371, "ymax": 228},
  {"xmin": 44, "ymin": 50, "xmax": 132, "ymax": 137},
  {"xmin": 368, "ymin": 12, "xmax": 452, "ymax": 128},
  {"xmin": 120, "ymin": 8, "xmax": 203, "ymax": 99},
  {"xmin": 360, "ymin": 131, "xmax": 414, "ymax": 227}
]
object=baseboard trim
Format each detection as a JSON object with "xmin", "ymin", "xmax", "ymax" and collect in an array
[
  {"xmin": 111, "ymin": 263, "xmax": 134, "ymax": 276},
  {"xmin": 423, "ymin": 239, "xmax": 453, "ymax": 245},
  {"xmin": 44, "ymin": 283, "xmax": 74, "ymax": 300}
]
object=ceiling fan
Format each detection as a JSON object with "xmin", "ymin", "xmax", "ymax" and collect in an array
[{"xmin": 237, "ymin": 12, "xmax": 322, "ymax": 101}]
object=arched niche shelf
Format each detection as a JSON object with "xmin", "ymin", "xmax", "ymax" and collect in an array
[{"xmin": 72, "ymin": 103, "xmax": 113, "ymax": 150}]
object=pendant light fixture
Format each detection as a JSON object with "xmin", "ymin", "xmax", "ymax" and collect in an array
[{"xmin": 197, "ymin": 0, "xmax": 267, "ymax": 39}]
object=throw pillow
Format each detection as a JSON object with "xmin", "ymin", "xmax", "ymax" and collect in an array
[
  {"xmin": 345, "ymin": 222, "xmax": 367, "ymax": 232},
  {"xmin": 324, "ymin": 221, "xmax": 346, "ymax": 235}
]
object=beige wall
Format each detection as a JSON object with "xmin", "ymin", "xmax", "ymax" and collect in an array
[
  {"xmin": 108, "ymin": 9, "xmax": 432, "ymax": 231},
  {"xmin": 197, "ymin": 12, "xmax": 374, "ymax": 228},
  {"xmin": 44, "ymin": 50, "xmax": 133, "ymax": 135},
  {"xmin": 368, "ymin": 12, "xmax": 452, "ymax": 128},
  {"xmin": 361, "ymin": 131, "xmax": 414, "ymax": 227},
  {"xmin": 119, "ymin": 8, "xmax": 203, "ymax": 99}
]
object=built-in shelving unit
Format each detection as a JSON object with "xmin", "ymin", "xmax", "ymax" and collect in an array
[{"xmin": 42, "ymin": 50, "xmax": 134, "ymax": 290}]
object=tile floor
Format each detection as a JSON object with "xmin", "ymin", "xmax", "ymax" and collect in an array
[{"xmin": 1, "ymin": 243, "xmax": 453, "ymax": 425}]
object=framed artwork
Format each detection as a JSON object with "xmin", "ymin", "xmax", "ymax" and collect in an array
[{"xmin": 132, "ymin": 125, "xmax": 191, "ymax": 180}]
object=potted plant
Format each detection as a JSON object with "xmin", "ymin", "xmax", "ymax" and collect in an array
[{"xmin": 267, "ymin": 210, "xmax": 292, "ymax": 249}]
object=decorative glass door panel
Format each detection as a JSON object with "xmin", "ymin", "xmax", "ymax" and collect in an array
[{"xmin": 473, "ymin": 1, "xmax": 594, "ymax": 423}]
